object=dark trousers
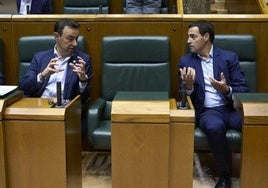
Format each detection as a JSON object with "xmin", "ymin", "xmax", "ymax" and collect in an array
[{"xmin": 198, "ymin": 105, "xmax": 242, "ymax": 177}]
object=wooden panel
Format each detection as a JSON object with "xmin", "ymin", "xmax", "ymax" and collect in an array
[
  {"xmin": 226, "ymin": 0, "xmax": 261, "ymax": 14},
  {"xmin": 243, "ymin": 103, "xmax": 268, "ymax": 124},
  {"xmin": 0, "ymin": 91, "xmax": 23, "ymax": 188},
  {"xmin": 259, "ymin": 23, "xmax": 268, "ymax": 91},
  {"xmin": 4, "ymin": 96, "xmax": 81, "ymax": 188},
  {"xmin": 4, "ymin": 98, "xmax": 65, "ymax": 120},
  {"xmin": 53, "ymin": 0, "xmax": 64, "ymax": 14},
  {"xmin": 241, "ymin": 125, "xmax": 268, "ymax": 188},
  {"xmin": 112, "ymin": 100, "xmax": 170, "ymax": 123},
  {"xmin": 169, "ymin": 122, "xmax": 194, "ymax": 188},
  {"xmin": 109, "ymin": 0, "xmax": 123, "ymax": 14},
  {"xmin": 0, "ymin": 122, "xmax": 7, "ymax": 188},
  {"xmin": 5, "ymin": 120, "xmax": 67, "ymax": 188},
  {"xmin": 112, "ymin": 123, "xmax": 169, "ymax": 188},
  {"xmin": 65, "ymin": 95, "xmax": 82, "ymax": 188},
  {"xmin": 169, "ymin": 99, "xmax": 195, "ymax": 188}
]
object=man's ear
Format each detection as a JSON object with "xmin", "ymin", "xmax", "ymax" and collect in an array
[
  {"xmin": 53, "ymin": 32, "xmax": 60, "ymax": 40},
  {"xmin": 204, "ymin": 32, "xmax": 210, "ymax": 41}
]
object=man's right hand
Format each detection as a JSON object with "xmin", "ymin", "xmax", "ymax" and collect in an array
[
  {"xmin": 41, "ymin": 56, "xmax": 64, "ymax": 78},
  {"xmin": 179, "ymin": 67, "xmax": 195, "ymax": 90}
]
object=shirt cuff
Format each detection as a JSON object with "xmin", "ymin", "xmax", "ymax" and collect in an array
[
  {"xmin": 186, "ymin": 87, "xmax": 194, "ymax": 95},
  {"xmin": 37, "ymin": 73, "xmax": 44, "ymax": 83},
  {"xmin": 226, "ymin": 86, "xmax": 232, "ymax": 98}
]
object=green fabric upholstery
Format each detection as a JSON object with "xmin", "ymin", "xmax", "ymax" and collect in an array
[
  {"xmin": 18, "ymin": 35, "xmax": 86, "ymax": 81},
  {"xmin": 122, "ymin": 0, "xmax": 169, "ymax": 14},
  {"xmin": 194, "ymin": 34, "xmax": 257, "ymax": 152},
  {"xmin": 0, "ymin": 36, "xmax": 3, "ymax": 73},
  {"xmin": 63, "ymin": 0, "xmax": 109, "ymax": 14},
  {"xmin": 88, "ymin": 36, "xmax": 170, "ymax": 150}
]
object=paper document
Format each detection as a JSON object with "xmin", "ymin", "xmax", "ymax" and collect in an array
[{"xmin": 0, "ymin": 85, "xmax": 18, "ymax": 97}]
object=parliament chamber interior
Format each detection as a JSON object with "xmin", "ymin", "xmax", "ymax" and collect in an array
[{"xmin": 1, "ymin": 0, "xmax": 268, "ymax": 188}]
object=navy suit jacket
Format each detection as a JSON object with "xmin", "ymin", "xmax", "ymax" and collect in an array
[
  {"xmin": 179, "ymin": 46, "xmax": 249, "ymax": 117},
  {"xmin": 0, "ymin": 73, "xmax": 4, "ymax": 85},
  {"xmin": 17, "ymin": 0, "xmax": 51, "ymax": 14},
  {"xmin": 19, "ymin": 48, "xmax": 92, "ymax": 105}
]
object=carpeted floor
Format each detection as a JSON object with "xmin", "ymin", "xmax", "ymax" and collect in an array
[{"xmin": 82, "ymin": 152, "xmax": 240, "ymax": 188}]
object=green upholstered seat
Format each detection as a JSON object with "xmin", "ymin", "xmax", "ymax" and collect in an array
[
  {"xmin": 63, "ymin": 0, "xmax": 109, "ymax": 14},
  {"xmin": 123, "ymin": 0, "xmax": 169, "ymax": 14},
  {"xmin": 194, "ymin": 34, "xmax": 257, "ymax": 152},
  {"xmin": 88, "ymin": 36, "xmax": 170, "ymax": 150},
  {"xmin": 18, "ymin": 35, "xmax": 86, "ymax": 81}
]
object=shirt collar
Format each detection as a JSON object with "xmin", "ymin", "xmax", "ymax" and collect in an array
[
  {"xmin": 197, "ymin": 45, "xmax": 214, "ymax": 60},
  {"xmin": 54, "ymin": 46, "xmax": 71, "ymax": 62}
]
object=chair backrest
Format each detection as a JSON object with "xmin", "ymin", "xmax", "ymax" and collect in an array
[
  {"xmin": 63, "ymin": 0, "xmax": 109, "ymax": 14},
  {"xmin": 213, "ymin": 34, "xmax": 257, "ymax": 92},
  {"xmin": 0, "ymin": 36, "xmax": 3, "ymax": 73},
  {"xmin": 122, "ymin": 0, "xmax": 169, "ymax": 14},
  {"xmin": 102, "ymin": 36, "xmax": 170, "ymax": 101},
  {"xmin": 18, "ymin": 35, "xmax": 86, "ymax": 81}
]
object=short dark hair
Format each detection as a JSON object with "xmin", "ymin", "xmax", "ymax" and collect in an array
[
  {"xmin": 189, "ymin": 20, "xmax": 215, "ymax": 43},
  {"xmin": 54, "ymin": 18, "xmax": 79, "ymax": 36}
]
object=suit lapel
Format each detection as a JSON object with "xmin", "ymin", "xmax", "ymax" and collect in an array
[
  {"xmin": 213, "ymin": 47, "xmax": 221, "ymax": 80},
  {"xmin": 63, "ymin": 55, "xmax": 78, "ymax": 98},
  {"xmin": 193, "ymin": 55, "xmax": 205, "ymax": 92}
]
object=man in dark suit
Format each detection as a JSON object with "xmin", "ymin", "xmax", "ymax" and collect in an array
[
  {"xmin": 17, "ymin": 0, "xmax": 51, "ymax": 14},
  {"xmin": 178, "ymin": 20, "xmax": 248, "ymax": 188},
  {"xmin": 19, "ymin": 18, "xmax": 92, "ymax": 139}
]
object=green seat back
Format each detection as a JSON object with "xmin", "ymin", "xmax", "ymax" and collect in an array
[
  {"xmin": 213, "ymin": 34, "xmax": 257, "ymax": 92},
  {"xmin": 101, "ymin": 36, "xmax": 170, "ymax": 121},
  {"xmin": 102, "ymin": 36, "xmax": 170, "ymax": 101},
  {"xmin": 63, "ymin": 0, "xmax": 109, "ymax": 14}
]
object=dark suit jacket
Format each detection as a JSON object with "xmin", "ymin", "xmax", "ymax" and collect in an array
[
  {"xmin": 179, "ymin": 46, "xmax": 249, "ymax": 117},
  {"xmin": 19, "ymin": 48, "xmax": 92, "ymax": 105},
  {"xmin": 17, "ymin": 0, "xmax": 51, "ymax": 14},
  {"xmin": 0, "ymin": 73, "xmax": 4, "ymax": 85}
]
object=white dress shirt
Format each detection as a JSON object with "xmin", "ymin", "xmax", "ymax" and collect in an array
[{"xmin": 19, "ymin": 0, "xmax": 32, "ymax": 15}]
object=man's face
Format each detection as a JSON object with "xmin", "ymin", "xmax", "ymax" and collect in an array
[
  {"xmin": 54, "ymin": 26, "xmax": 79, "ymax": 57},
  {"xmin": 187, "ymin": 26, "xmax": 208, "ymax": 54}
]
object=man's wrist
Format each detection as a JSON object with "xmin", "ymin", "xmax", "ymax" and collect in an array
[
  {"xmin": 225, "ymin": 86, "xmax": 231, "ymax": 95},
  {"xmin": 79, "ymin": 75, "xmax": 88, "ymax": 82},
  {"xmin": 39, "ymin": 72, "xmax": 46, "ymax": 81}
]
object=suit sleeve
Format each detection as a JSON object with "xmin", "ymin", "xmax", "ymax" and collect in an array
[{"xmin": 19, "ymin": 53, "xmax": 48, "ymax": 97}]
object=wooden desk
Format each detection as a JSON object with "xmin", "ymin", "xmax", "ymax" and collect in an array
[
  {"xmin": 4, "ymin": 96, "xmax": 82, "ymax": 188},
  {"xmin": 111, "ymin": 91, "xmax": 170, "ymax": 188},
  {"xmin": 111, "ymin": 92, "xmax": 195, "ymax": 188},
  {"xmin": 169, "ymin": 98, "xmax": 195, "ymax": 188},
  {"xmin": 0, "ymin": 91, "xmax": 23, "ymax": 188},
  {"xmin": 235, "ymin": 93, "xmax": 268, "ymax": 188}
]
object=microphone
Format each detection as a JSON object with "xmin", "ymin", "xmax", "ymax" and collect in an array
[
  {"xmin": 26, "ymin": 5, "xmax": 30, "ymax": 14},
  {"xmin": 56, "ymin": 81, "xmax": 62, "ymax": 107},
  {"xmin": 99, "ymin": 4, "xmax": 103, "ymax": 14},
  {"xmin": 180, "ymin": 81, "xmax": 187, "ymax": 109}
]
